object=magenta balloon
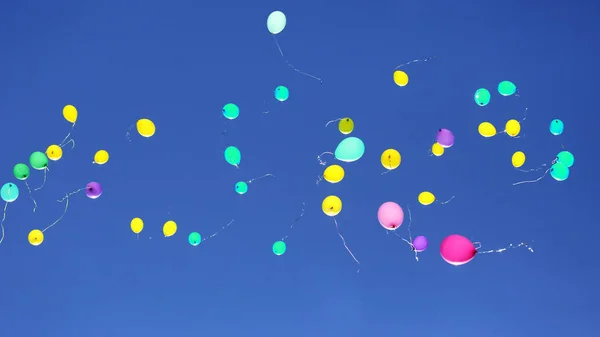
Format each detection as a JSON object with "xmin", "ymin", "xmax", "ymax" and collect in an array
[
  {"xmin": 85, "ymin": 181, "xmax": 102, "ymax": 199},
  {"xmin": 377, "ymin": 202, "xmax": 404, "ymax": 230},
  {"xmin": 436, "ymin": 129, "xmax": 455, "ymax": 148},
  {"xmin": 412, "ymin": 236, "xmax": 428, "ymax": 252},
  {"xmin": 440, "ymin": 234, "xmax": 476, "ymax": 266}
]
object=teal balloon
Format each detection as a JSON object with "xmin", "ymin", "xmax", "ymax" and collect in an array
[
  {"xmin": 549, "ymin": 119, "xmax": 564, "ymax": 135},
  {"xmin": 0, "ymin": 182, "xmax": 19, "ymax": 202},
  {"xmin": 556, "ymin": 151, "xmax": 574, "ymax": 168},
  {"xmin": 272, "ymin": 240, "xmax": 286, "ymax": 255},
  {"xmin": 224, "ymin": 146, "xmax": 241, "ymax": 166},
  {"xmin": 274, "ymin": 86, "xmax": 289, "ymax": 102},
  {"xmin": 13, "ymin": 163, "xmax": 30, "ymax": 181},
  {"xmin": 334, "ymin": 137, "xmax": 365, "ymax": 163},
  {"xmin": 235, "ymin": 181, "xmax": 248, "ymax": 194},
  {"xmin": 188, "ymin": 232, "xmax": 202, "ymax": 246},
  {"xmin": 550, "ymin": 162, "xmax": 569, "ymax": 182},
  {"xmin": 29, "ymin": 151, "xmax": 48, "ymax": 170},
  {"xmin": 498, "ymin": 81, "xmax": 517, "ymax": 96},
  {"xmin": 474, "ymin": 88, "xmax": 491, "ymax": 106},
  {"xmin": 222, "ymin": 103, "xmax": 239, "ymax": 120}
]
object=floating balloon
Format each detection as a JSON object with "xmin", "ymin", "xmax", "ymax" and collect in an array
[
  {"xmin": 550, "ymin": 162, "xmax": 569, "ymax": 181},
  {"xmin": 334, "ymin": 137, "xmax": 365, "ymax": 162},
  {"xmin": 93, "ymin": 150, "xmax": 109, "ymax": 165},
  {"xmin": 478, "ymin": 122, "xmax": 497, "ymax": 138},
  {"xmin": 393, "ymin": 70, "xmax": 409, "ymax": 87},
  {"xmin": 431, "ymin": 142, "xmax": 444, "ymax": 157},
  {"xmin": 28, "ymin": 229, "xmax": 44, "ymax": 246},
  {"xmin": 235, "ymin": 181, "xmax": 248, "ymax": 194},
  {"xmin": 436, "ymin": 129, "xmax": 455, "ymax": 148},
  {"xmin": 498, "ymin": 81, "xmax": 517, "ymax": 96},
  {"xmin": 130, "ymin": 217, "xmax": 144, "ymax": 234},
  {"xmin": 137, "ymin": 118, "xmax": 156, "ymax": 138},
  {"xmin": 30, "ymin": 152, "xmax": 48, "ymax": 170},
  {"xmin": 273, "ymin": 240, "xmax": 286, "ymax": 255},
  {"xmin": 13, "ymin": 163, "xmax": 30, "ymax": 181},
  {"xmin": 322, "ymin": 195, "xmax": 342, "ymax": 217},
  {"xmin": 412, "ymin": 236, "xmax": 428, "ymax": 252},
  {"xmin": 63, "ymin": 104, "xmax": 78, "ymax": 123},
  {"xmin": 504, "ymin": 119, "xmax": 521, "ymax": 137},
  {"xmin": 511, "ymin": 151, "xmax": 526, "ymax": 168},
  {"xmin": 323, "ymin": 165, "xmax": 344, "ymax": 184},
  {"xmin": 381, "ymin": 149, "xmax": 401, "ymax": 171},
  {"xmin": 474, "ymin": 88, "xmax": 491, "ymax": 106},
  {"xmin": 377, "ymin": 202, "xmax": 404, "ymax": 230},
  {"xmin": 274, "ymin": 86, "xmax": 289, "ymax": 102},
  {"xmin": 85, "ymin": 182, "xmax": 103, "ymax": 199},
  {"xmin": 224, "ymin": 146, "xmax": 241, "ymax": 167},
  {"xmin": 267, "ymin": 10, "xmax": 286, "ymax": 34},
  {"xmin": 440, "ymin": 234, "xmax": 477, "ymax": 266},
  {"xmin": 163, "ymin": 220, "xmax": 177, "ymax": 237},
  {"xmin": 222, "ymin": 103, "xmax": 239, "ymax": 120},
  {"xmin": 338, "ymin": 118, "xmax": 354, "ymax": 135},
  {"xmin": 556, "ymin": 151, "xmax": 574, "ymax": 168},
  {"xmin": 549, "ymin": 119, "xmax": 564, "ymax": 135},
  {"xmin": 0, "ymin": 183, "xmax": 19, "ymax": 202},
  {"xmin": 418, "ymin": 191, "xmax": 435, "ymax": 206},
  {"xmin": 189, "ymin": 232, "xmax": 201, "ymax": 246},
  {"xmin": 46, "ymin": 145, "xmax": 63, "ymax": 161}
]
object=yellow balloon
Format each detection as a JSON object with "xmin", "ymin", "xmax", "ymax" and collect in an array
[
  {"xmin": 418, "ymin": 191, "xmax": 436, "ymax": 206},
  {"xmin": 93, "ymin": 150, "xmax": 109, "ymax": 165},
  {"xmin": 137, "ymin": 118, "xmax": 156, "ymax": 138},
  {"xmin": 504, "ymin": 119, "xmax": 521, "ymax": 137},
  {"xmin": 130, "ymin": 217, "xmax": 144, "ymax": 234},
  {"xmin": 63, "ymin": 104, "xmax": 78, "ymax": 123},
  {"xmin": 163, "ymin": 220, "xmax": 177, "ymax": 237},
  {"xmin": 478, "ymin": 122, "xmax": 497, "ymax": 138},
  {"xmin": 46, "ymin": 144, "xmax": 63, "ymax": 161},
  {"xmin": 28, "ymin": 229, "xmax": 44, "ymax": 246},
  {"xmin": 381, "ymin": 149, "xmax": 401, "ymax": 170},
  {"xmin": 512, "ymin": 151, "xmax": 526, "ymax": 168},
  {"xmin": 323, "ymin": 164, "xmax": 345, "ymax": 184},
  {"xmin": 322, "ymin": 195, "xmax": 342, "ymax": 217},
  {"xmin": 431, "ymin": 142, "xmax": 444, "ymax": 157},
  {"xmin": 393, "ymin": 70, "xmax": 409, "ymax": 87},
  {"xmin": 338, "ymin": 117, "xmax": 354, "ymax": 135}
]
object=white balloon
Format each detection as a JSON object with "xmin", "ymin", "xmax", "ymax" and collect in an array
[{"xmin": 267, "ymin": 11, "xmax": 287, "ymax": 35}]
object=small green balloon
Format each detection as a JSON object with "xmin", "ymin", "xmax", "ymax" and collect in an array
[
  {"xmin": 222, "ymin": 103, "xmax": 239, "ymax": 120},
  {"xmin": 235, "ymin": 181, "xmax": 248, "ymax": 194},
  {"xmin": 188, "ymin": 232, "xmax": 202, "ymax": 246},
  {"xmin": 549, "ymin": 119, "xmax": 564, "ymax": 136},
  {"xmin": 474, "ymin": 88, "xmax": 491, "ymax": 106},
  {"xmin": 550, "ymin": 162, "xmax": 570, "ymax": 182},
  {"xmin": 334, "ymin": 137, "xmax": 365, "ymax": 163},
  {"xmin": 29, "ymin": 151, "xmax": 48, "ymax": 170},
  {"xmin": 13, "ymin": 163, "xmax": 30, "ymax": 180},
  {"xmin": 498, "ymin": 81, "xmax": 517, "ymax": 96},
  {"xmin": 224, "ymin": 146, "xmax": 241, "ymax": 166},
  {"xmin": 556, "ymin": 151, "xmax": 574, "ymax": 168},
  {"xmin": 272, "ymin": 240, "xmax": 286, "ymax": 255},
  {"xmin": 274, "ymin": 86, "xmax": 289, "ymax": 102}
]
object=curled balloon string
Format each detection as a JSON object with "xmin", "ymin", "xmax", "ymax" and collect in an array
[
  {"xmin": 201, "ymin": 219, "xmax": 235, "ymax": 243},
  {"xmin": 33, "ymin": 167, "xmax": 49, "ymax": 191},
  {"xmin": 324, "ymin": 118, "xmax": 342, "ymax": 127},
  {"xmin": 57, "ymin": 187, "xmax": 86, "ymax": 202},
  {"xmin": 317, "ymin": 151, "xmax": 333, "ymax": 166},
  {"xmin": 0, "ymin": 202, "xmax": 9, "ymax": 246},
  {"xmin": 402, "ymin": 206, "xmax": 419, "ymax": 261},
  {"xmin": 315, "ymin": 175, "xmax": 323, "ymax": 185},
  {"xmin": 282, "ymin": 202, "xmax": 305, "ymax": 241},
  {"xmin": 42, "ymin": 194, "xmax": 71, "ymax": 233},
  {"xmin": 438, "ymin": 195, "xmax": 455, "ymax": 205},
  {"xmin": 331, "ymin": 217, "xmax": 360, "ymax": 272},
  {"xmin": 24, "ymin": 181, "xmax": 38, "ymax": 212},
  {"xmin": 271, "ymin": 35, "xmax": 323, "ymax": 84},
  {"xmin": 59, "ymin": 122, "xmax": 76, "ymax": 149},
  {"xmin": 512, "ymin": 168, "xmax": 550, "ymax": 186},
  {"xmin": 247, "ymin": 173, "xmax": 275, "ymax": 184},
  {"xmin": 394, "ymin": 56, "xmax": 438, "ymax": 70},
  {"xmin": 477, "ymin": 241, "xmax": 534, "ymax": 254}
]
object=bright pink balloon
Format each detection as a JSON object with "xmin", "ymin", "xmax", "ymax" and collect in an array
[
  {"xmin": 440, "ymin": 234, "xmax": 477, "ymax": 266},
  {"xmin": 377, "ymin": 202, "xmax": 404, "ymax": 230}
]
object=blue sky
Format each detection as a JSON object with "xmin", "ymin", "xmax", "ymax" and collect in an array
[{"xmin": 0, "ymin": 0, "xmax": 598, "ymax": 336}]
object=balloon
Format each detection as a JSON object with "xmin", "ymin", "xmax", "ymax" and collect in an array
[
  {"xmin": 29, "ymin": 152, "xmax": 48, "ymax": 170},
  {"xmin": 381, "ymin": 149, "xmax": 401, "ymax": 170},
  {"xmin": 85, "ymin": 182, "xmax": 103, "ymax": 199},
  {"xmin": 274, "ymin": 86, "xmax": 289, "ymax": 102},
  {"xmin": 431, "ymin": 142, "xmax": 444, "ymax": 157},
  {"xmin": 137, "ymin": 118, "xmax": 156, "ymax": 137},
  {"xmin": 498, "ymin": 81, "xmax": 517, "ymax": 96},
  {"xmin": 273, "ymin": 240, "xmax": 286, "ymax": 255},
  {"xmin": 338, "ymin": 118, "xmax": 354, "ymax": 135},
  {"xmin": 550, "ymin": 162, "xmax": 569, "ymax": 181},
  {"xmin": 322, "ymin": 195, "xmax": 342, "ymax": 217},
  {"xmin": 556, "ymin": 151, "xmax": 574, "ymax": 168},
  {"xmin": 440, "ymin": 234, "xmax": 477, "ymax": 266},
  {"xmin": 504, "ymin": 119, "xmax": 521, "ymax": 137},
  {"xmin": 189, "ymin": 232, "xmax": 202, "ymax": 246},
  {"xmin": 478, "ymin": 122, "xmax": 497, "ymax": 138},
  {"xmin": 130, "ymin": 217, "xmax": 144, "ymax": 234},
  {"xmin": 334, "ymin": 137, "xmax": 365, "ymax": 162},
  {"xmin": 436, "ymin": 129, "xmax": 454, "ymax": 148},
  {"xmin": 224, "ymin": 146, "xmax": 241, "ymax": 166},
  {"xmin": 412, "ymin": 236, "xmax": 428, "ymax": 252},
  {"xmin": 418, "ymin": 191, "xmax": 435, "ymax": 206},
  {"xmin": 63, "ymin": 104, "xmax": 78, "ymax": 123},
  {"xmin": 13, "ymin": 163, "xmax": 30, "ymax": 180},
  {"xmin": 235, "ymin": 181, "xmax": 248, "ymax": 194},
  {"xmin": 323, "ymin": 165, "xmax": 344, "ymax": 184},
  {"xmin": 474, "ymin": 88, "xmax": 491, "ymax": 106},
  {"xmin": 377, "ymin": 201, "xmax": 404, "ymax": 230},
  {"xmin": 0, "ymin": 183, "xmax": 19, "ymax": 202},
  {"xmin": 163, "ymin": 220, "xmax": 177, "ymax": 237},
  {"xmin": 393, "ymin": 70, "xmax": 409, "ymax": 87},
  {"xmin": 222, "ymin": 103, "xmax": 239, "ymax": 120},
  {"xmin": 28, "ymin": 229, "xmax": 44, "ymax": 246},
  {"xmin": 267, "ymin": 11, "xmax": 286, "ymax": 34},
  {"xmin": 46, "ymin": 145, "xmax": 63, "ymax": 161},
  {"xmin": 511, "ymin": 151, "xmax": 526, "ymax": 168},
  {"xmin": 549, "ymin": 119, "xmax": 564, "ymax": 135},
  {"xmin": 93, "ymin": 150, "xmax": 109, "ymax": 165}
]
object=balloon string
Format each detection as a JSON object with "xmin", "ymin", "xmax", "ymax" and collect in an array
[
  {"xmin": 272, "ymin": 35, "xmax": 323, "ymax": 84},
  {"xmin": 201, "ymin": 219, "xmax": 235, "ymax": 243},
  {"xmin": 59, "ymin": 122, "xmax": 76, "ymax": 148},
  {"xmin": 60, "ymin": 139, "xmax": 76, "ymax": 149},
  {"xmin": 315, "ymin": 175, "xmax": 323, "ymax": 185},
  {"xmin": 516, "ymin": 163, "xmax": 548, "ymax": 173},
  {"xmin": 0, "ymin": 202, "xmax": 9, "ymax": 246},
  {"xmin": 332, "ymin": 217, "xmax": 360, "ymax": 272},
  {"xmin": 247, "ymin": 173, "xmax": 275, "ymax": 184},
  {"xmin": 57, "ymin": 187, "xmax": 86, "ymax": 202},
  {"xmin": 125, "ymin": 124, "xmax": 134, "ymax": 143},
  {"xmin": 325, "ymin": 118, "xmax": 342, "ymax": 127},
  {"xmin": 512, "ymin": 168, "xmax": 550, "ymax": 185},
  {"xmin": 317, "ymin": 152, "xmax": 333, "ymax": 166},
  {"xmin": 42, "ymin": 194, "xmax": 70, "ymax": 233},
  {"xmin": 478, "ymin": 241, "xmax": 534, "ymax": 254},
  {"xmin": 282, "ymin": 202, "xmax": 306, "ymax": 241},
  {"xmin": 33, "ymin": 168, "xmax": 48, "ymax": 191},
  {"xmin": 394, "ymin": 56, "xmax": 438, "ymax": 70},
  {"xmin": 438, "ymin": 195, "xmax": 455, "ymax": 205},
  {"xmin": 24, "ymin": 181, "xmax": 38, "ymax": 212}
]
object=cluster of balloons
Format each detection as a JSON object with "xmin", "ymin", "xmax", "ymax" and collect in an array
[
  {"xmin": 474, "ymin": 80, "xmax": 517, "ymax": 107},
  {"xmin": 478, "ymin": 119, "xmax": 522, "ymax": 138},
  {"xmin": 430, "ymin": 128, "xmax": 455, "ymax": 157}
]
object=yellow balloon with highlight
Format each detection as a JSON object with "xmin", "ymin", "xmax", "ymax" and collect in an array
[
  {"xmin": 511, "ymin": 151, "xmax": 526, "ymax": 168},
  {"xmin": 46, "ymin": 144, "xmax": 63, "ymax": 161},
  {"xmin": 323, "ymin": 164, "xmax": 345, "ymax": 184},
  {"xmin": 163, "ymin": 220, "xmax": 177, "ymax": 237},
  {"xmin": 431, "ymin": 142, "xmax": 444, "ymax": 157},
  {"xmin": 393, "ymin": 70, "xmax": 409, "ymax": 87},
  {"xmin": 28, "ymin": 229, "xmax": 44, "ymax": 246},
  {"xmin": 322, "ymin": 195, "xmax": 342, "ymax": 217},
  {"xmin": 130, "ymin": 217, "xmax": 144, "ymax": 234},
  {"xmin": 93, "ymin": 150, "xmax": 109, "ymax": 165},
  {"xmin": 137, "ymin": 118, "xmax": 156, "ymax": 138},
  {"xmin": 504, "ymin": 119, "xmax": 521, "ymax": 137},
  {"xmin": 381, "ymin": 149, "xmax": 401, "ymax": 170},
  {"xmin": 338, "ymin": 117, "xmax": 354, "ymax": 135},
  {"xmin": 63, "ymin": 104, "xmax": 78, "ymax": 123},
  {"xmin": 418, "ymin": 191, "xmax": 436, "ymax": 206},
  {"xmin": 478, "ymin": 122, "xmax": 497, "ymax": 138}
]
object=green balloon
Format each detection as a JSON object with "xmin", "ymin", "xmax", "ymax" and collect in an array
[
  {"xmin": 498, "ymin": 81, "xmax": 516, "ymax": 96},
  {"xmin": 334, "ymin": 136, "xmax": 365, "ymax": 163},
  {"xmin": 474, "ymin": 88, "xmax": 491, "ymax": 106},
  {"xmin": 272, "ymin": 240, "xmax": 286, "ymax": 255},
  {"xmin": 235, "ymin": 181, "xmax": 248, "ymax": 194},
  {"xmin": 274, "ymin": 86, "xmax": 289, "ymax": 102},
  {"xmin": 556, "ymin": 151, "xmax": 574, "ymax": 168},
  {"xmin": 13, "ymin": 163, "xmax": 30, "ymax": 180},
  {"xmin": 224, "ymin": 146, "xmax": 241, "ymax": 166},
  {"xmin": 222, "ymin": 103, "xmax": 239, "ymax": 120},
  {"xmin": 29, "ymin": 151, "xmax": 48, "ymax": 170},
  {"xmin": 550, "ymin": 162, "xmax": 569, "ymax": 182},
  {"xmin": 188, "ymin": 232, "xmax": 202, "ymax": 246}
]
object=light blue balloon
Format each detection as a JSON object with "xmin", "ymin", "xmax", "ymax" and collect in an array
[
  {"xmin": 549, "ymin": 119, "xmax": 564, "ymax": 136},
  {"xmin": 550, "ymin": 162, "xmax": 569, "ymax": 182},
  {"xmin": 235, "ymin": 181, "xmax": 248, "ymax": 194},
  {"xmin": 274, "ymin": 86, "xmax": 289, "ymax": 102},
  {"xmin": 334, "ymin": 137, "xmax": 365, "ymax": 163},
  {"xmin": 0, "ymin": 182, "xmax": 19, "ymax": 203},
  {"xmin": 556, "ymin": 151, "xmax": 574, "ymax": 168}
]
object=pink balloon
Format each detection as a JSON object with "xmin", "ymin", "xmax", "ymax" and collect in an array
[
  {"xmin": 440, "ymin": 234, "xmax": 477, "ymax": 266},
  {"xmin": 377, "ymin": 202, "xmax": 404, "ymax": 230}
]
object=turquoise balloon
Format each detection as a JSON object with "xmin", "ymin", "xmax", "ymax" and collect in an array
[
  {"xmin": 272, "ymin": 240, "xmax": 286, "ymax": 255},
  {"xmin": 549, "ymin": 119, "xmax": 564, "ymax": 135},
  {"xmin": 222, "ymin": 103, "xmax": 239, "ymax": 120},
  {"xmin": 335, "ymin": 137, "xmax": 365, "ymax": 163},
  {"xmin": 224, "ymin": 146, "xmax": 241, "ymax": 166},
  {"xmin": 474, "ymin": 88, "xmax": 491, "ymax": 106},
  {"xmin": 0, "ymin": 182, "xmax": 19, "ymax": 203},
  {"xmin": 498, "ymin": 81, "xmax": 517, "ymax": 96},
  {"xmin": 556, "ymin": 151, "xmax": 574, "ymax": 168},
  {"xmin": 550, "ymin": 162, "xmax": 569, "ymax": 182},
  {"xmin": 235, "ymin": 181, "xmax": 248, "ymax": 194},
  {"xmin": 274, "ymin": 86, "xmax": 289, "ymax": 102},
  {"xmin": 188, "ymin": 232, "xmax": 202, "ymax": 246}
]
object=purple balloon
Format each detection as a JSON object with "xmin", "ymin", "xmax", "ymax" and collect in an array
[
  {"xmin": 412, "ymin": 236, "xmax": 428, "ymax": 252},
  {"xmin": 436, "ymin": 129, "xmax": 454, "ymax": 148},
  {"xmin": 85, "ymin": 181, "xmax": 102, "ymax": 199}
]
